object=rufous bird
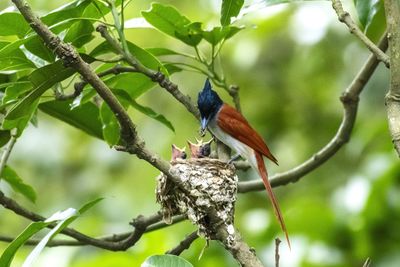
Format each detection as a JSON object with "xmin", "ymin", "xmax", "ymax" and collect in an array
[
  {"xmin": 187, "ymin": 138, "xmax": 213, "ymax": 158},
  {"xmin": 171, "ymin": 144, "xmax": 187, "ymax": 161},
  {"xmin": 197, "ymin": 79, "xmax": 290, "ymax": 249}
]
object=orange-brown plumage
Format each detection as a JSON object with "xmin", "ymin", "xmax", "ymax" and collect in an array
[
  {"xmin": 217, "ymin": 104, "xmax": 278, "ymax": 165},
  {"xmin": 216, "ymin": 104, "xmax": 290, "ymax": 249},
  {"xmin": 198, "ymin": 79, "xmax": 290, "ymax": 249}
]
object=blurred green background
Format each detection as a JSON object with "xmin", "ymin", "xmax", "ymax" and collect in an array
[{"xmin": 0, "ymin": 0, "xmax": 399, "ymax": 266}]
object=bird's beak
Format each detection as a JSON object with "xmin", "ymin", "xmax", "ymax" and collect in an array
[{"xmin": 200, "ymin": 117, "xmax": 209, "ymax": 137}]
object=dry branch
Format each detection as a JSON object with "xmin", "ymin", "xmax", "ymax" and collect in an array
[
  {"xmin": 331, "ymin": 0, "xmax": 389, "ymax": 67},
  {"xmin": 384, "ymin": 0, "xmax": 400, "ymax": 156}
]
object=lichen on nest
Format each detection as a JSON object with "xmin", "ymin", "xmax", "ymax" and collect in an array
[{"xmin": 156, "ymin": 158, "xmax": 238, "ymax": 242}]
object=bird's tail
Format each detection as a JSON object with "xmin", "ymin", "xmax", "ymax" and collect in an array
[{"xmin": 255, "ymin": 152, "xmax": 291, "ymax": 250}]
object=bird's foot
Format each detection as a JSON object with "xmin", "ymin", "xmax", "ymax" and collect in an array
[{"xmin": 227, "ymin": 154, "xmax": 241, "ymax": 165}]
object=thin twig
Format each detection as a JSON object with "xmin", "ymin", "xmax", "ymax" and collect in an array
[
  {"xmin": 331, "ymin": 0, "xmax": 390, "ymax": 68},
  {"xmin": 165, "ymin": 231, "xmax": 199, "ymax": 255},
  {"xmin": 56, "ymin": 65, "xmax": 138, "ymax": 101},
  {"xmin": 228, "ymin": 84, "xmax": 241, "ymax": 112},
  {"xmin": 0, "ymin": 187, "xmax": 186, "ymax": 249},
  {"xmin": 275, "ymin": 238, "xmax": 281, "ymax": 267},
  {"xmin": 0, "ymin": 133, "xmax": 17, "ymax": 180},
  {"xmin": 0, "ymin": 189, "xmax": 146, "ymax": 250},
  {"xmin": 96, "ymin": 24, "xmax": 200, "ymax": 118},
  {"xmin": 383, "ymin": 0, "xmax": 400, "ymax": 156},
  {"xmin": 238, "ymin": 32, "xmax": 388, "ymax": 193},
  {"xmin": 11, "ymin": 0, "xmax": 192, "ymax": 199},
  {"xmin": 0, "ymin": 188, "xmax": 181, "ymax": 250}
]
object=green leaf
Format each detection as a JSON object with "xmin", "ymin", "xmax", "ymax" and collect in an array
[
  {"xmin": 145, "ymin": 47, "xmax": 182, "ymax": 56},
  {"xmin": 354, "ymin": 0, "xmax": 383, "ymax": 30},
  {"xmin": 1, "ymin": 81, "xmax": 32, "ymax": 108},
  {"xmin": 0, "ymin": 42, "xmax": 35, "ymax": 73},
  {"xmin": 40, "ymin": 0, "xmax": 92, "ymax": 26},
  {"xmin": 100, "ymin": 102, "xmax": 120, "ymax": 146},
  {"xmin": 220, "ymin": 0, "xmax": 244, "ymax": 26},
  {"xmin": 130, "ymin": 100, "xmax": 175, "ymax": 132},
  {"xmin": 5, "ymin": 61, "xmax": 76, "ymax": 120},
  {"xmin": 141, "ymin": 255, "xmax": 193, "ymax": 267},
  {"xmin": 0, "ymin": 57, "xmax": 35, "ymax": 73},
  {"xmin": 91, "ymin": 41, "xmax": 167, "ymax": 74},
  {"xmin": 64, "ymin": 20, "xmax": 95, "ymax": 48},
  {"xmin": 0, "ymin": 38, "xmax": 35, "ymax": 59},
  {"xmin": 24, "ymin": 36, "xmax": 56, "ymax": 63},
  {"xmin": 39, "ymin": 100, "xmax": 103, "ymax": 139},
  {"xmin": 0, "ymin": 221, "xmax": 49, "ymax": 267},
  {"xmin": 0, "ymin": 1, "xmax": 110, "ymax": 58},
  {"xmin": 114, "ymin": 90, "xmax": 174, "ymax": 132},
  {"xmin": 1, "ymin": 165, "xmax": 36, "ymax": 203},
  {"xmin": 202, "ymin": 26, "xmax": 242, "ymax": 45},
  {"xmin": 105, "ymin": 73, "xmax": 155, "ymax": 99},
  {"xmin": 2, "ymin": 99, "xmax": 39, "ymax": 137},
  {"xmin": 0, "ymin": 13, "xmax": 30, "ymax": 38},
  {"xmin": 127, "ymin": 41, "xmax": 168, "ymax": 73},
  {"xmin": 0, "ymin": 199, "xmax": 102, "ymax": 267},
  {"xmin": 163, "ymin": 64, "xmax": 183, "ymax": 75},
  {"xmin": 0, "ymin": 130, "xmax": 11, "ymax": 147},
  {"xmin": 142, "ymin": 3, "xmax": 202, "ymax": 46},
  {"xmin": 78, "ymin": 197, "xmax": 104, "ymax": 213}
]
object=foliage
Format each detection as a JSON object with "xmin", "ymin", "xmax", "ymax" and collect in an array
[
  {"xmin": 141, "ymin": 255, "xmax": 193, "ymax": 267},
  {"xmin": 0, "ymin": 0, "xmax": 396, "ymax": 266}
]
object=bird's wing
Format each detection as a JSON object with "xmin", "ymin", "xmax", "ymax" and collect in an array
[{"xmin": 216, "ymin": 104, "xmax": 278, "ymax": 165}]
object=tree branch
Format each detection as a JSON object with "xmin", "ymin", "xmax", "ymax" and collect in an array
[
  {"xmin": 238, "ymin": 33, "xmax": 388, "ymax": 193},
  {"xmin": 0, "ymin": 133, "xmax": 17, "ymax": 181},
  {"xmin": 275, "ymin": 238, "xmax": 281, "ymax": 267},
  {"xmin": 228, "ymin": 84, "xmax": 242, "ymax": 112},
  {"xmin": 11, "ymin": 0, "xmax": 193, "ymax": 198},
  {"xmin": 165, "ymin": 231, "xmax": 199, "ymax": 255},
  {"xmin": 95, "ymin": 24, "xmax": 200, "ymax": 119},
  {"xmin": 56, "ymin": 65, "xmax": 138, "ymax": 101},
  {"xmin": 331, "ymin": 0, "xmax": 389, "ymax": 68},
  {"xmin": 0, "ymin": 188, "xmax": 187, "ymax": 250},
  {"xmin": 0, "ymin": 213, "xmax": 186, "ymax": 248},
  {"xmin": 208, "ymin": 209, "xmax": 264, "ymax": 267},
  {"xmin": 384, "ymin": 0, "xmax": 400, "ymax": 156}
]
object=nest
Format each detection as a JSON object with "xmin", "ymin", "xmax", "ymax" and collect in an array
[{"xmin": 156, "ymin": 158, "xmax": 238, "ymax": 241}]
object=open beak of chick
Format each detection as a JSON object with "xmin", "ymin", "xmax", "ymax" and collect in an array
[
  {"xmin": 171, "ymin": 144, "xmax": 187, "ymax": 161},
  {"xmin": 187, "ymin": 138, "xmax": 213, "ymax": 158}
]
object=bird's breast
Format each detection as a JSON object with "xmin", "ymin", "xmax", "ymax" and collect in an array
[{"xmin": 208, "ymin": 117, "xmax": 257, "ymax": 169}]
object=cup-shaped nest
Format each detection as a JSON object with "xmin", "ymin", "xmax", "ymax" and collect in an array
[{"xmin": 156, "ymin": 158, "xmax": 238, "ymax": 240}]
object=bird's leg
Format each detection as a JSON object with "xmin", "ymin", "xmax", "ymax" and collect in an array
[{"xmin": 227, "ymin": 154, "xmax": 241, "ymax": 165}]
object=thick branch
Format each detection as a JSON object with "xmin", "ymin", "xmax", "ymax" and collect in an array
[
  {"xmin": 207, "ymin": 209, "xmax": 264, "ymax": 267},
  {"xmin": 238, "ymin": 33, "xmax": 388, "ymax": 193},
  {"xmin": 11, "ymin": 0, "xmax": 192, "ymax": 197},
  {"xmin": 384, "ymin": 0, "xmax": 400, "ymax": 156},
  {"xmin": 331, "ymin": 0, "xmax": 390, "ymax": 68}
]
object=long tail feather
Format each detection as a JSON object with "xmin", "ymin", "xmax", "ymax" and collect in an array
[{"xmin": 255, "ymin": 152, "xmax": 291, "ymax": 250}]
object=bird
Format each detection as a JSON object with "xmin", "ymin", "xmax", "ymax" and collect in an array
[
  {"xmin": 187, "ymin": 138, "xmax": 213, "ymax": 158},
  {"xmin": 171, "ymin": 144, "xmax": 187, "ymax": 161},
  {"xmin": 197, "ymin": 78, "xmax": 290, "ymax": 249}
]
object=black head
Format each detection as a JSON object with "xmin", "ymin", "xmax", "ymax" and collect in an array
[{"xmin": 197, "ymin": 79, "xmax": 223, "ymax": 134}]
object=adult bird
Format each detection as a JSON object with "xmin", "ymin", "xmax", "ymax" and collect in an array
[{"xmin": 197, "ymin": 79, "xmax": 290, "ymax": 248}]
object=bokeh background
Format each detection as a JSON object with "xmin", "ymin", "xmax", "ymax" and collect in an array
[{"xmin": 0, "ymin": 0, "xmax": 399, "ymax": 266}]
